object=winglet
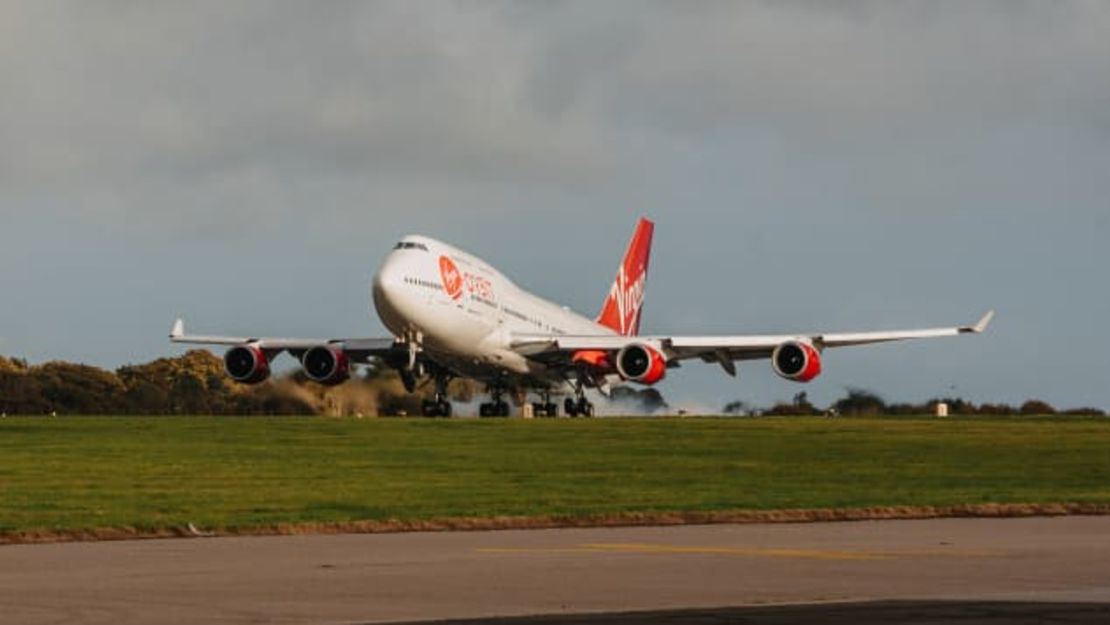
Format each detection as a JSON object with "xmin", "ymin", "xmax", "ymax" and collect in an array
[
  {"xmin": 170, "ymin": 318, "xmax": 185, "ymax": 340},
  {"xmin": 963, "ymin": 310, "xmax": 995, "ymax": 334},
  {"xmin": 974, "ymin": 310, "xmax": 995, "ymax": 333}
]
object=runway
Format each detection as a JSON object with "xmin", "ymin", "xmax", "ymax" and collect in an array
[{"xmin": 1, "ymin": 516, "xmax": 1109, "ymax": 624}]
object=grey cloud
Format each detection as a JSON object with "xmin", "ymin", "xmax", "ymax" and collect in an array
[
  {"xmin": 4, "ymin": 2, "xmax": 1108, "ymax": 228},
  {"xmin": 0, "ymin": 2, "xmax": 611, "ymax": 228},
  {"xmin": 551, "ymin": 1, "xmax": 1110, "ymax": 130}
]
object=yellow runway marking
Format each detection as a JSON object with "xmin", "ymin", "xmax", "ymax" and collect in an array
[
  {"xmin": 478, "ymin": 543, "xmax": 1001, "ymax": 561},
  {"xmin": 587, "ymin": 543, "xmax": 889, "ymax": 560}
]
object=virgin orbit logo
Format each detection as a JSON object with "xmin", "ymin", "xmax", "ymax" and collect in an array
[
  {"xmin": 608, "ymin": 265, "xmax": 646, "ymax": 336},
  {"xmin": 439, "ymin": 255, "xmax": 463, "ymax": 300}
]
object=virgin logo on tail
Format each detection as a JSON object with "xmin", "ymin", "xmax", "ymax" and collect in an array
[
  {"xmin": 606, "ymin": 266, "xmax": 647, "ymax": 335},
  {"xmin": 439, "ymin": 255, "xmax": 463, "ymax": 300},
  {"xmin": 597, "ymin": 218, "xmax": 654, "ymax": 336}
]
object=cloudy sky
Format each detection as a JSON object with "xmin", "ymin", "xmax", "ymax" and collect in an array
[{"xmin": 1, "ymin": 1, "xmax": 1108, "ymax": 410}]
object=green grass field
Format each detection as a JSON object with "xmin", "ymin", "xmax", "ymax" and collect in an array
[{"xmin": 1, "ymin": 416, "xmax": 1109, "ymax": 535}]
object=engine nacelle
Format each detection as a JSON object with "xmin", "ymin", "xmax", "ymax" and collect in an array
[
  {"xmin": 302, "ymin": 345, "xmax": 350, "ymax": 386},
  {"xmin": 771, "ymin": 340, "xmax": 822, "ymax": 383},
  {"xmin": 615, "ymin": 343, "xmax": 667, "ymax": 385},
  {"xmin": 224, "ymin": 345, "xmax": 271, "ymax": 384}
]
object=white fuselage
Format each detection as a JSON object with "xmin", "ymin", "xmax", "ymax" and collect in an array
[{"xmin": 371, "ymin": 235, "xmax": 616, "ymax": 385}]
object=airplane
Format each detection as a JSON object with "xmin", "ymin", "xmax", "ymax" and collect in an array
[{"xmin": 170, "ymin": 217, "xmax": 993, "ymax": 417}]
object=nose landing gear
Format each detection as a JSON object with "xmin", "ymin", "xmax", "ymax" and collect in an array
[{"xmin": 399, "ymin": 331, "xmax": 426, "ymax": 395}]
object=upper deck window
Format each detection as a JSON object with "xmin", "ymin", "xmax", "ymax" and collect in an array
[{"xmin": 393, "ymin": 241, "xmax": 429, "ymax": 252}]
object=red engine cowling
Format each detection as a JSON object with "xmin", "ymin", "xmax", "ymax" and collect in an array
[
  {"xmin": 302, "ymin": 345, "xmax": 350, "ymax": 386},
  {"xmin": 224, "ymin": 345, "xmax": 271, "ymax": 384},
  {"xmin": 771, "ymin": 340, "xmax": 822, "ymax": 382},
  {"xmin": 615, "ymin": 343, "xmax": 667, "ymax": 385}
]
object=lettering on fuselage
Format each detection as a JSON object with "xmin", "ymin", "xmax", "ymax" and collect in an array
[
  {"xmin": 440, "ymin": 254, "xmax": 495, "ymax": 302},
  {"xmin": 464, "ymin": 273, "xmax": 494, "ymax": 300}
]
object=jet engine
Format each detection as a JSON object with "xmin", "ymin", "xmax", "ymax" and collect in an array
[
  {"xmin": 771, "ymin": 340, "xmax": 822, "ymax": 382},
  {"xmin": 224, "ymin": 345, "xmax": 271, "ymax": 384},
  {"xmin": 302, "ymin": 345, "xmax": 351, "ymax": 386},
  {"xmin": 615, "ymin": 343, "xmax": 667, "ymax": 385}
]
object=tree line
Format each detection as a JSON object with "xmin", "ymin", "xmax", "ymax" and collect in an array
[
  {"xmin": 0, "ymin": 351, "xmax": 446, "ymax": 416},
  {"xmin": 0, "ymin": 352, "xmax": 1102, "ymax": 417},
  {"xmin": 724, "ymin": 389, "xmax": 1106, "ymax": 417}
]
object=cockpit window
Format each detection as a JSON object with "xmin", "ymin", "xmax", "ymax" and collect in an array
[{"xmin": 393, "ymin": 241, "xmax": 429, "ymax": 251}]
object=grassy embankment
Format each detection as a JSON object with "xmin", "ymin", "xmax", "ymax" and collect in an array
[{"xmin": 1, "ymin": 416, "xmax": 1108, "ymax": 541}]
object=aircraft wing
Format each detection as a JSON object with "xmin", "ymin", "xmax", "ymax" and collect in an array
[
  {"xmin": 168, "ymin": 319, "xmax": 400, "ymax": 361},
  {"xmin": 512, "ymin": 310, "xmax": 994, "ymax": 372}
]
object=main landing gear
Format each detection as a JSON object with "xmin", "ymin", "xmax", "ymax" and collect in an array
[
  {"xmin": 479, "ymin": 386, "xmax": 511, "ymax": 417},
  {"xmin": 421, "ymin": 373, "xmax": 453, "ymax": 418},
  {"xmin": 422, "ymin": 397, "xmax": 452, "ymax": 418},
  {"xmin": 564, "ymin": 392, "xmax": 595, "ymax": 418},
  {"xmin": 531, "ymin": 390, "xmax": 559, "ymax": 418}
]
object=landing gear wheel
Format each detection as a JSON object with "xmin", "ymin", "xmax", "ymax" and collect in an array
[
  {"xmin": 577, "ymin": 397, "xmax": 594, "ymax": 417},
  {"xmin": 565, "ymin": 397, "xmax": 578, "ymax": 417},
  {"xmin": 530, "ymin": 391, "xmax": 559, "ymax": 417},
  {"xmin": 480, "ymin": 401, "xmax": 510, "ymax": 417},
  {"xmin": 530, "ymin": 402, "xmax": 558, "ymax": 418},
  {"xmin": 480, "ymin": 383, "xmax": 513, "ymax": 417},
  {"xmin": 420, "ymin": 372, "xmax": 453, "ymax": 418},
  {"xmin": 422, "ymin": 400, "xmax": 453, "ymax": 417}
]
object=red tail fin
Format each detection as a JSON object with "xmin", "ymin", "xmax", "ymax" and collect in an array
[{"xmin": 596, "ymin": 218, "xmax": 654, "ymax": 336}]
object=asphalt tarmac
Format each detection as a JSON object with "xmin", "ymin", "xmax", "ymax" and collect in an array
[{"xmin": 1, "ymin": 516, "xmax": 1108, "ymax": 624}]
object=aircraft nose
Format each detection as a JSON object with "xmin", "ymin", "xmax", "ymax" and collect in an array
[
  {"xmin": 372, "ymin": 252, "xmax": 413, "ymax": 333},
  {"xmin": 372, "ymin": 255, "xmax": 403, "ymax": 305}
]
